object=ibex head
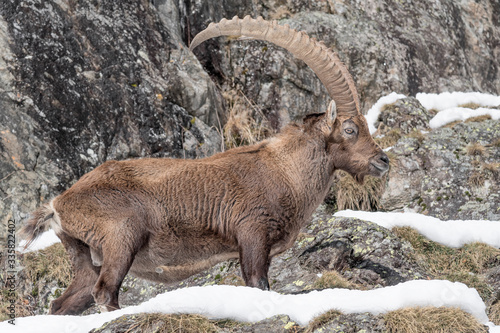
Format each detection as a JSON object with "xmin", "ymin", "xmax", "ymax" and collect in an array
[{"xmin": 190, "ymin": 16, "xmax": 389, "ymax": 183}]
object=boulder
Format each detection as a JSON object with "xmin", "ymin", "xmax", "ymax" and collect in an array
[
  {"xmin": 376, "ymin": 97, "xmax": 431, "ymax": 135},
  {"xmin": 381, "ymin": 117, "xmax": 500, "ymax": 220},
  {"xmin": 308, "ymin": 312, "xmax": 386, "ymax": 333}
]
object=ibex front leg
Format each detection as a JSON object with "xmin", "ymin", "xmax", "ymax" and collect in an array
[{"xmin": 237, "ymin": 226, "xmax": 271, "ymax": 290}]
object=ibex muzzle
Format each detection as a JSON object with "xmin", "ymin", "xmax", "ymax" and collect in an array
[{"xmin": 19, "ymin": 16, "xmax": 388, "ymax": 315}]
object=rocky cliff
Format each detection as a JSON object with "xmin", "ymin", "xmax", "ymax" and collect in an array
[{"xmin": 0, "ymin": 0, "xmax": 499, "ymax": 331}]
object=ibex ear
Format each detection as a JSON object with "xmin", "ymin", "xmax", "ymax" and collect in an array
[
  {"xmin": 326, "ymin": 100, "xmax": 337, "ymax": 128},
  {"xmin": 316, "ymin": 100, "xmax": 337, "ymax": 135}
]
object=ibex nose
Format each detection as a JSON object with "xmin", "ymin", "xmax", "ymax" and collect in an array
[
  {"xmin": 370, "ymin": 152, "xmax": 390, "ymax": 176},
  {"xmin": 379, "ymin": 154, "xmax": 389, "ymax": 165}
]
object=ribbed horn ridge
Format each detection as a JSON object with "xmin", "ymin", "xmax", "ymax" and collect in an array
[{"xmin": 190, "ymin": 15, "xmax": 360, "ymax": 115}]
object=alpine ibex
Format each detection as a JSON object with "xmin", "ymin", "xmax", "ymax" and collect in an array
[{"xmin": 20, "ymin": 16, "xmax": 389, "ymax": 315}]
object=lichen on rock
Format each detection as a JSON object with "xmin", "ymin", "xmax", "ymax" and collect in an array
[{"xmin": 381, "ymin": 116, "xmax": 500, "ymax": 220}]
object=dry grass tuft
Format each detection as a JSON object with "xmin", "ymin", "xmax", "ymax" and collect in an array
[
  {"xmin": 218, "ymin": 274, "xmax": 245, "ymax": 287},
  {"xmin": 385, "ymin": 151, "xmax": 399, "ymax": 167},
  {"xmin": 459, "ymin": 102, "xmax": 482, "ymax": 109},
  {"xmin": 325, "ymin": 171, "xmax": 386, "ymax": 211},
  {"xmin": 466, "ymin": 142, "xmax": 486, "ymax": 157},
  {"xmin": 392, "ymin": 227, "xmax": 500, "ymax": 300},
  {"xmin": 384, "ymin": 307, "xmax": 487, "ymax": 333},
  {"xmin": 306, "ymin": 309, "xmax": 343, "ymax": 333},
  {"xmin": 491, "ymin": 138, "xmax": 500, "ymax": 147},
  {"xmin": 0, "ymin": 243, "xmax": 72, "ymax": 321},
  {"xmin": 269, "ymin": 7, "xmax": 293, "ymax": 20},
  {"xmin": 465, "ymin": 114, "xmax": 492, "ymax": 123},
  {"xmin": 0, "ymin": 293, "xmax": 32, "ymax": 321},
  {"xmin": 489, "ymin": 302, "xmax": 500, "ymax": 325},
  {"xmin": 407, "ymin": 129, "xmax": 426, "ymax": 143},
  {"xmin": 374, "ymin": 128, "xmax": 402, "ymax": 149},
  {"xmin": 427, "ymin": 108, "xmax": 440, "ymax": 116},
  {"xmin": 222, "ymin": 90, "xmax": 272, "ymax": 149},
  {"xmin": 380, "ymin": 102, "xmax": 397, "ymax": 113},
  {"xmin": 483, "ymin": 162, "xmax": 500, "ymax": 180},
  {"xmin": 443, "ymin": 120, "xmax": 462, "ymax": 128},
  {"xmin": 23, "ymin": 243, "xmax": 72, "ymax": 287},
  {"xmin": 309, "ymin": 271, "xmax": 361, "ymax": 291},
  {"xmin": 128, "ymin": 313, "xmax": 218, "ymax": 333},
  {"xmin": 468, "ymin": 171, "xmax": 486, "ymax": 187}
]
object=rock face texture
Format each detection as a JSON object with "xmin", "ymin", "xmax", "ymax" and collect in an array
[
  {"xmin": 183, "ymin": 0, "xmax": 500, "ymax": 119},
  {"xmin": 0, "ymin": 0, "xmax": 499, "ymax": 332},
  {"xmin": 378, "ymin": 98, "xmax": 500, "ymax": 220}
]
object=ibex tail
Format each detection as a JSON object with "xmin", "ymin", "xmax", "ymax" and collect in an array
[{"xmin": 18, "ymin": 201, "xmax": 59, "ymax": 250}]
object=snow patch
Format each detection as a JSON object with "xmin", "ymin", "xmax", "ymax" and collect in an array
[
  {"xmin": 416, "ymin": 91, "xmax": 500, "ymax": 128},
  {"xmin": 429, "ymin": 106, "xmax": 500, "ymax": 128},
  {"xmin": 335, "ymin": 210, "xmax": 500, "ymax": 248},
  {"xmin": 1, "ymin": 281, "xmax": 492, "ymax": 333},
  {"xmin": 416, "ymin": 92, "xmax": 500, "ymax": 111}
]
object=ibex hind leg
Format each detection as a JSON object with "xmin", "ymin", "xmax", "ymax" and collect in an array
[
  {"xmin": 91, "ymin": 230, "xmax": 145, "ymax": 312},
  {"xmin": 50, "ymin": 232, "xmax": 100, "ymax": 315}
]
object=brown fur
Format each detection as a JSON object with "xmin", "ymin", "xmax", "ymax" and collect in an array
[{"xmin": 20, "ymin": 105, "xmax": 389, "ymax": 315}]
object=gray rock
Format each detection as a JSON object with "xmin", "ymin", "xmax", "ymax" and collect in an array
[
  {"xmin": 377, "ymin": 97, "xmax": 431, "ymax": 134},
  {"xmin": 296, "ymin": 215, "xmax": 428, "ymax": 289},
  {"xmin": 309, "ymin": 312, "xmax": 386, "ymax": 333},
  {"xmin": 382, "ymin": 118, "xmax": 500, "ymax": 220},
  {"xmin": 235, "ymin": 315, "xmax": 301, "ymax": 333}
]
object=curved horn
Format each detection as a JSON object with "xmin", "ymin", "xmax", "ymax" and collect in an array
[{"xmin": 190, "ymin": 15, "xmax": 360, "ymax": 116}]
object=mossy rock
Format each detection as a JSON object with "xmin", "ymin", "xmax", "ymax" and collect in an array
[
  {"xmin": 89, "ymin": 313, "xmax": 302, "ymax": 333},
  {"xmin": 89, "ymin": 313, "xmax": 220, "ymax": 333},
  {"xmin": 297, "ymin": 216, "xmax": 429, "ymax": 289},
  {"xmin": 382, "ymin": 118, "xmax": 500, "ymax": 220},
  {"xmin": 377, "ymin": 97, "xmax": 431, "ymax": 135},
  {"xmin": 307, "ymin": 311, "xmax": 385, "ymax": 333}
]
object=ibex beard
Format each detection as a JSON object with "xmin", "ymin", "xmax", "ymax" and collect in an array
[{"xmin": 19, "ymin": 16, "xmax": 389, "ymax": 315}]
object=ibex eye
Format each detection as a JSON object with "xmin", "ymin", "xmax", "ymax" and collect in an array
[{"xmin": 345, "ymin": 128, "xmax": 354, "ymax": 134}]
